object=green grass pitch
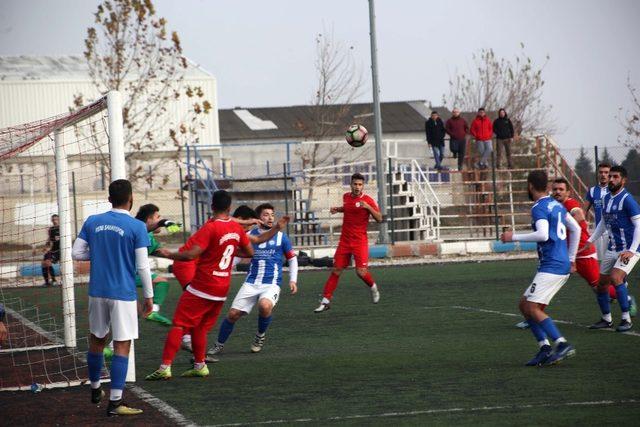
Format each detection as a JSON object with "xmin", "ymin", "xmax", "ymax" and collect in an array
[{"xmin": 6, "ymin": 259, "xmax": 640, "ymax": 424}]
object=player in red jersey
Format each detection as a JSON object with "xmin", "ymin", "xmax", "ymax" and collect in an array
[
  {"xmin": 314, "ymin": 173, "xmax": 383, "ymax": 313},
  {"xmin": 552, "ymin": 178, "xmax": 616, "ymax": 299},
  {"xmin": 145, "ymin": 192, "xmax": 288, "ymax": 379},
  {"xmin": 172, "ymin": 205, "xmax": 260, "ymax": 352}
]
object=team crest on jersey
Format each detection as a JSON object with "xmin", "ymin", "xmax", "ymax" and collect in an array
[{"xmin": 355, "ymin": 202, "xmax": 361, "ymax": 208}]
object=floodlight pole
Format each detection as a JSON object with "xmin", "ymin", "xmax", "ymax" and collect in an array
[{"xmin": 368, "ymin": 0, "xmax": 389, "ymax": 244}]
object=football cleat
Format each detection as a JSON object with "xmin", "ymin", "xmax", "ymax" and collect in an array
[
  {"xmin": 51, "ymin": 280, "xmax": 59, "ymax": 287},
  {"xmin": 91, "ymin": 386, "xmax": 105, "ymax": 404},
  {"xmin": 525, "ymin": 345, "xmax": 552, "ymax": 367},
  {"xmin": 180, "ymin": 364, "xmax": 209, "ymax": 378},
  {"xmin": 515, "ymin": 320, "xmax": 531, "ymax": 329},
  {"xmin": 146, "ymin": 311, "xmax": 172, "ymax": 326},
  {"xmin": 251, "ymin": 333, "xmax": 266, "ymax": 353},
  {"xmin": 629, "ymin": 296, "xmax": 637, "ymax": 317},
  {"xmin": 370, "ymin": 285, "xmax": 380, "ymax": 304},
  {"xmin": 544, "ymin": 342, "xmax": 575, "ymax": 365},
  {"xmin": 616, "ymin": 319, "xmax": 633, "ymax": 332},
  {"xmin": 145, "ymin": 366, "xmax": 172, "ymax": 381},
  {"xmin": 588, "ymin": 319, "xmax": 614, "ymax": 329},
  {"xmin": 314, "ymin": 302, "xmax": 331, "ymax": 313},
  {"xmin": 107, "ymin": 400, "xmax": 143, "ymax": 416},
  {"xmin": 207, "ymin": 342, "xmax": 224, "ymax": 356}
]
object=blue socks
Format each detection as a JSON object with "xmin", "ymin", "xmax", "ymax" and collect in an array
[
  {"xmin": 529, "ymin": 321, "xmax": 547, "ymax": 343},
  {"xmin": 87, "ymin": 351, "xmax": 103, "ymax": 383},
  {"xmin": 615, "ymin": 283, "xmax": 630, "ymax": 312},
  {"xmin": 540, "ymin": 317, "xmax": 562, "ymax": 342},
  {"xmin": 217, "ymin": 318, "xmax": 235, "ymax": 344},
  {"xmin": 597, "ymin": 291, "xmax": 611, "ymax": 315},
  {"xmin": 258, "ymin": 315, "xmax": 272, "ymax": 335},
  {"xmin": 110, "ymin": 355, "xmax": 128, "ymax": 392}
]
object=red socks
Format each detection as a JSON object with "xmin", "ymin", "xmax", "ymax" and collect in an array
[
  {"xmin": 161, "ymin": 326, "xmax": 184, "ymax": 365},
  {"xmin": 360, "ymin": 271, "xmax": 375, "ymax": 287},
  {"xmin": 322, "ymin": 273, "xmax": 340, "ymax": 299}
]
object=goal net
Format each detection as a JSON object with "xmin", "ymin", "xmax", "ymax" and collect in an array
[{"xmin": 0, "ymin": 92, "xmax": 123, "ymax": 391}]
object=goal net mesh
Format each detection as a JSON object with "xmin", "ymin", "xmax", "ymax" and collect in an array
[{"xmin": 0, "ymin": 97, "xmax": 111, "ymax": 391}]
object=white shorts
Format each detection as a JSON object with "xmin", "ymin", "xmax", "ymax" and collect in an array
[
  {"xmin": 88, "ymin": 297, "xmax": 138, "ymax": 341},
  {"xmin": 230, "ymin": 282, "xmax": 281, "ymax": 314},
  {"xmin": 523, "ymin": 272, "xmax": 570, "ymax": 305},
  {"xmin": 600, "ymin": 249, "xmax": 640, "ymax": 276}
]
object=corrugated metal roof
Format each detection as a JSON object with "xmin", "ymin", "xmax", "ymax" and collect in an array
[
  {"xmin": 0, "ymin": 55, "xmax": 213, "ymax": 81},
  {"xmin": 219, "ymin": 101, "xmax": 445, "ymax": 141}
]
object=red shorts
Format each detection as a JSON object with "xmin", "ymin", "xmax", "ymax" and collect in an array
[
  {"xmin": 333, "ymin": 241, "xmax": 369, "ymax": 269},
  {"xmin": 172, "ymin": 260, "xmax": 196, "ymax": 289},
  {"xmin": 576, "ymin": 257, "xmax": 599, "ymax": 287},
  {"xmin": 172, "ymin": 291, "xmax": 224, "ymax": 331}
]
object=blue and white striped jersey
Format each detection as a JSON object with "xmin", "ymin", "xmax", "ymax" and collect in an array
[
  {"xmin": 245, "ymin": 228, "xmax": 295, "ymax": 287},
  {"xmin": 602, "ymin": 189, "xmax": 640, "ymax": 252},
  {"xmin": 532, "ymin": 196, "xmax": 571, "ymax": 275},
  {"xmin": 585, "ymin": 185, "xmax": 609, "ymax": 226}
]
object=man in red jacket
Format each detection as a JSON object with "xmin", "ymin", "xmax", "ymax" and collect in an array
[
  {"xmin": 470, "ymin": 108, "xmax": 493, "ymax": 169},
  {"xmin": 445, "ymin": 108, "xmax": 469, "ymax": 171}
]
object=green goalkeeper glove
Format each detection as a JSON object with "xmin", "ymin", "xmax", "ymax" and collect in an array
[{"xmin": 157, "ymin": 219, "xmax": 182, "ymax": 234}]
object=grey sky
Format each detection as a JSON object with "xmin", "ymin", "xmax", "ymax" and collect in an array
[{"xmin": 1, "ymin": 0, "xmax": 639, "ymax": 151}]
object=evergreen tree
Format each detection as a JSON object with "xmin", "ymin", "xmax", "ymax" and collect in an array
[
  {"xmin": 600, "ymin": 147, "xmax": 615, "ymax": 166},
  {"xmin": 621, "ymin": 148, "xmax": 640, "ymax": 195},
  {"xmin": 574, "ymin": 147, "xmax": 594, "ymax": 187}
]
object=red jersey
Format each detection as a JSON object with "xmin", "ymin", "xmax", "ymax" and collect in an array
[
  {"xmin": 172, "ymin": 238, "xmax": 197, "ymax": 287},
  {"xmin": 340, "ymin": 192, "xmax": 379, "ymax": 244},
  {"xmin": 563, "ymin": 197, "xmax": 596, "ymax": 258},
  {"xmin": 187, "ymin": 218, "xmax": 250, "ymax": 299}
]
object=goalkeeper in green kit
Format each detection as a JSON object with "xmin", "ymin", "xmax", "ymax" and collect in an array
[{"xmin": 133, "ymin": 203, "xmax": 181, "ymax": 326}]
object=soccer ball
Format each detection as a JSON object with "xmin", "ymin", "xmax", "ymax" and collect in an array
[{"xmin": 345, "ymin": 124, "xmax": 368, "ymax": 147}]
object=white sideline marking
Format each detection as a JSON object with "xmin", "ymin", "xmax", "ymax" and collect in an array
[
  {"xmin": 129, "ymin": 385, "xmax": 197, "ymax": 427},
  {"xmin": 448, "ymin": 305, "xmax": 640, "ymax": 337},
  {"xmin": 207, "ymin": 399, "xmax": 639, "ymax": 426}
]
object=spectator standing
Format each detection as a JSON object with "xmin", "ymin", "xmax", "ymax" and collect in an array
[
  {"xmin": 470, "ymin": 108, "xmax": 493, "ymax": 169},
  {"xmin": 493, "ymin": 108, "xmax": 515, "ymax": 169},
  {"xmin": 445, "ymin": 108, "xmax": 469, "ymax": 171},
  {"xmin": 425, "ymin": 111, "xmax": 446, "ymax": 170}
]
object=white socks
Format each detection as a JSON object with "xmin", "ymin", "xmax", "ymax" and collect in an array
[{"xmin": 110, "ymin": 389, "xmax": 123, "ymax": 401}]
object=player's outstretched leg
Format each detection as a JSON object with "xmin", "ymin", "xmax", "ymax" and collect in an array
[
  {"xmin": 146, "ymin": 326, "xmax": 184, "ymax": 381},
  {"xmin": 356, "ymin": 268, "xmax": 380, "ymax": 304},
  {"xmin": 251, "ymin": 299, "xmax": 274, "ymax": 353},
  {"xmin": 208, "ymin": 309, "xmax": 244, "ymax": 357},
  {"xmin": 181, "ymin": 325, "xmax": 210, "ymax": 378},
  {"xmin": 590, "ymin": 277, "xmax": 615, "ymax": 329},
  {"xmin": 315, "ymin": 269, "xmax": 342, "ymax": 312}
]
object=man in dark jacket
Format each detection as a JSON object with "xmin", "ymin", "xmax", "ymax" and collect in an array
[
  {"xmin": 493, "ymin": 108, "xmax": 514, "ymax": 169},
  {"xmin": 425, "ymin": 111, "xmax": 446, "ymax": 170},
  {"xmin": 445, "ymin": 108, "xmax": 469, "ymax": 170}
]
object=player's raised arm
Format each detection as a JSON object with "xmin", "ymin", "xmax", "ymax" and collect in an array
[
  {"xmin": 360, "ymin": 200, "xmax": 383, "ymax": 223},
  {"xmin": 249, "ymin": 216, "xmax": 290, "ymax": 245}
]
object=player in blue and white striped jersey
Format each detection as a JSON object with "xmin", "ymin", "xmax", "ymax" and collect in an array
[
  {"xmin": 208, "ymin": 203, "xmax": 298, "ymax": 356},
  {"xmin": 587, "ymin": 165, "xmax": 640, "ymax": 332},
  {"xmin": 585, "ymin": 162, "xmax": 611, "ymax": 259}
]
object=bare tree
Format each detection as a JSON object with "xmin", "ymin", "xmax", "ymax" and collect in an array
[
  {"xmin": 294, "ymin": 31, "xmax": 366, "ymax": 210},
  {"xmin": 443, "ymin": 44, "xmax": 555, "ymax": 135},
  {"xmin": 77, "ymin": 0, "xmax": 211, "ymax": 187},
  {"xmin": 618, "ymin": 74, "xmax": 640, "ymax": 146}
]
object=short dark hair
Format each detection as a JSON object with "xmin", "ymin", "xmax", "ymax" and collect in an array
[
  {"xmin": 552, "ymin": 177, "xmax": 570, "ymax": 188},
  {"xmin": 109, "ymin": 179, "xmax": 132, "ymax": 206},
  {"xmin": 256, "ymin": 203, "xmax": 275, "ymax": 217},
  {"xmin": 610, "ymin": 165, "xmax": 627, "ymax": 178},
  {"xmin": 351, "ymin": 173, "xmax": 365, "ymax": 182},
  {"xmin": 478, "ymin": 107, "xmax": 486, "ymax": 112},
  {"xmin": 135, "ymin": 204, "xmax": 159, "ymax": 222},
  {"xmin": 232, "ymin": 205, "xmax": 257, "ymax": 220},
  {"xmin": 598, "ymin": 162, "xmax": 612, "ymax": 169},
  {"xmin": 431, "ymin": 110, "xmax": 438, "ymax": 115},
  {"xmin": 51, "ymin": 214, "xmax": 59, "ymax": 219},
  {"xmin": 527, "ymin": 170, "xmax": 548, "ymax": 192},
  {"xmin": 211, "ymin": 190, "xmax": 232, "ymax": 213}
]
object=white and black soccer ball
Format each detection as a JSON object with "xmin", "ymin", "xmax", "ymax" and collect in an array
[{"xmin": 345, "ymin": 124, "xmax": 368, "ymax": 148}]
